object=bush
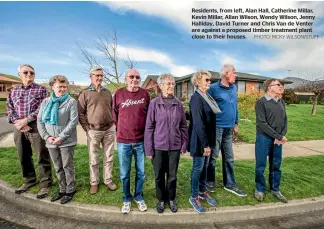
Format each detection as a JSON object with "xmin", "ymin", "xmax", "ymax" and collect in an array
[
  {"xmin": 238, "ymin": 92, "xmax": 263, "ymax": 120},
  {"xmin": 147, "ymin": 88, "xmax": 158, "ymax": 99},
  {"xmin": 283, "ymin": 89, "xmax": 299, "ymax": 105}
]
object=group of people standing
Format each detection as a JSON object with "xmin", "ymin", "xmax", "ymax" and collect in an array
[{"xmin": 6, "ymin": 63, "xmax": 288, "ymax": 214}]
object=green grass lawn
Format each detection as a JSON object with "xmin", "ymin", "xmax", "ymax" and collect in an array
[
  {"xmin": 0, "ymin": 101, "xmax": 6, "ymax": 114},
  {"xmin": 1, "ymin": 145, "xmax": 324, "ymax": 209},
  {"xmin": 238, "ymin": 104, "xmax": 324, "ymax": 143}
]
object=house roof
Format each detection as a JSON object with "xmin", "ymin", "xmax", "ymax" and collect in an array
[
  {"xmin": 175, "ymin": 71, "xmax": 293, "ymax": 84},
  {"xmin": 146, "ymin": 75, "xmax": 159, "ymax": 82},
  {"xmin": 0, "ymin": 73, "xmax": 22, "ymax": 83},
  {"xmin": 142, "ymin": 74, "xmax": 160, "ymax": 88}
]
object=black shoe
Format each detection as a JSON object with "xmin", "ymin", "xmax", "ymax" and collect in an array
[
  {"xmin": 60, "ymin": 190, "xmax": 77, "ymax": 204},
  {"xmin": 224, "ymin": 186, "xmax": 247, "ymax": 197},
  {"xmin": 60, "ymin": 195, "xmax": 72, "ymax": 204},
  {"xmin": 156, "ymin": 201, "xmax": 164, "ymax": 213},
  {"xmin": 15, "ymin": 182, "xmax": 38, "ymax": 194},
  {"xmin": 169, "ymin": 200, "xmax": 178, "ymax": 213},
  {"xmin": 51, "ymin": 192, "xmax": 66, "ymax": 202}
]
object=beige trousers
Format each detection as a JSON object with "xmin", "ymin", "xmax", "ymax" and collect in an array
[{"xmin": 87, "ymin": 125, "xmax": 115, "ymax": 185}]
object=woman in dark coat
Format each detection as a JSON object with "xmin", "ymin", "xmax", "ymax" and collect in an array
[{"xmin": 188, "ymin": 70, "xmax": 221, "ymax": 213}]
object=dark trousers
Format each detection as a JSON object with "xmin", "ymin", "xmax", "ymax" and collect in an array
[
  {"xmin": 255, "ymin": 133, "xmax": 282, "ymax": 192},
  {"xmin": 13, "ymin": 124, "xmax": 52, "ymax": 188},
  {"xmin": 152, "ymin": 150, "xmax": 180, "ymax": 201}
]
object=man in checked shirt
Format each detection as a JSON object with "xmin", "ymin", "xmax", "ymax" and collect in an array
[{"xmin": 6, "ymin": 64, "xmax": 52, "ymax": 199}]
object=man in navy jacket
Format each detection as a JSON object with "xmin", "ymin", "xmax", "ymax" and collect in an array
[{"xmin": 206, "ymin": 64, "xmax": 247, "ymax": 197}]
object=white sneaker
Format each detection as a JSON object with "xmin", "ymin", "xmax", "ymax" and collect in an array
[
  {"xmin": 121, "ymin": 202, "xmax": 131, "ymax": 214},
  {"xmin": 134, "ymin": 199, "xmax": 147, "ymax": 212}
]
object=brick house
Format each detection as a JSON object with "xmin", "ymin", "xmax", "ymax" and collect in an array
[
  {"xmin": 141, "ymin": 75, "xmax": 160, "ymax": 94},
  {"xmin": 0, "ymin": 73, "xmax": 22, "ymax": 99}
]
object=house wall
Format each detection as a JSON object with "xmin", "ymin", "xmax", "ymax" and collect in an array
[
  {"xmin": 0, "ymin": 82, "xmax": 13, "ymax": 92},
  {"xmin": 0, "ymin": 82, "xmax": 17, "ymax": 98},
  {"xmin": 246, "ymin": 81, "xmax": 258, "ymax": 94},
  {"xmin": 0, "ymin": 92, "xmax": 8, "ymax": 99},
  {"xmin": 143, "ymin": 79, "xmax": 159, "ymax": 94},
  {"xmin": 181, "ymin": 81, "xmax": 188, "ymax": 99}
]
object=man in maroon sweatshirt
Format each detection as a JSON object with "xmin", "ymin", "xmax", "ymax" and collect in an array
[{"xmin": 112, "ymin": 69, "xmax": 150, "ymax": 214}]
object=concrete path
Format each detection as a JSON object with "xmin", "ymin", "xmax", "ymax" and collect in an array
[
  {"xmin": 0, "ymin": 116, "xmax": 14, "ymax": 141},
  {"xmin": 1, "ymin": 124, "xmax": 324, "ymax": 160}
]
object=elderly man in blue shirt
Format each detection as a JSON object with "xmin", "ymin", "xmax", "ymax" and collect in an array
[{"xmin": 206, "ymin": 64, "xmax": 247, "ymax": 198}]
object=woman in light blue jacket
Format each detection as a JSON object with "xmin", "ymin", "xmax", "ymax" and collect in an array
[{"xmin": 37, "ymin": 75, "xmax": 78, "ymax": 204}]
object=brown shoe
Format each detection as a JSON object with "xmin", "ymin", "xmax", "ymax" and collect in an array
[
  {"xmin": 15, "ymin": 182, "xmax": 38, "ymax": 194},
  {"xmin": 36, "ymin": 187, "xmax": 50, "ymax": 199},
  {"xmin": 106, "ymin": 182, "xmax": 117, "ymax": 191},
  {"xmin": 90, "ymin": 185, "xmax": 98, "ymax": 194}
]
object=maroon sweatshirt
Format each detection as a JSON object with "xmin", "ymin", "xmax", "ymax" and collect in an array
[{"xmin": 112, "ymin": 87, "xmax": 150, "ymax": 143}]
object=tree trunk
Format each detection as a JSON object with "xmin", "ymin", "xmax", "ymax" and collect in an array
[{"xmin": 311, "ymin": 95, "xmax": 318, "ymax": 115}]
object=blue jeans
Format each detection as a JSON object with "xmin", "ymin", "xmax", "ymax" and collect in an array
[
  {"xmin": 207, "ymin": 127, "xmax": 236, "ymax": 188},
  {"xmin": 190, "ymin": 156, "xmax": 209, "ymax": 198},
  {"xmin": 117, "ymin": 142, "xmax": 145, "ymax": 202},
  {"xmin": 255, "ymin": 133, "xmax": 282, "ymax": 192}
]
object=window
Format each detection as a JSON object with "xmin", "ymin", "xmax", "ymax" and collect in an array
[
  {"xmin": 237, "ymin": 81, "xmax": 246, "ymax": 93},
  {"xmin": 256, "ymin": 82, "xmax": 263, "ymax": 92},
  {"xmin": 256, "ymin": 82, "xmax": 260, "ymax": 91},
  {"xmin": 188, "ymin": 81, "xmax": 195, "ymax": 98},
  {"xmin": 176, "ymin": 83, "xmax": 182, "ymax": 99}
]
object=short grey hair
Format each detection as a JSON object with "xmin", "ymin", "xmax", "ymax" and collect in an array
[
  {"xmin": 49, "ymin": 75, "xmax": 69, "ymax": 87},
  {"xmin": 17, "ymin": 64, "xmax": 34, "ymax": 73},
  {"xmin": 157, "ymin": 73, "xmax": 175, "ymax": 87},
  {"xmin": 191, "ymin": 70, "xmax": 212, "ymax": 87},
  {"xmin": 220, "ymin": 64, "xmax": 235, "ymax": 78},
  {"xmin": 90, "ymin": 66, "xmax": 103, "ymax": 74}
]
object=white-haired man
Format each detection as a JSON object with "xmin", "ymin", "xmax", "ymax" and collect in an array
[
  {"xmin": 113, "ymin": 69, "xmax": 150, "ymax": 214},
  {"xmin": 206, "ymin": 64, "xmax": 247, "ymax": 197},
  {"xmin": 78, "ymin": 66, "xmax": 117, "ymax": 194},
  {"xmin": 6, "ymin": 64, "xmax": 52, "ymax": 198}
]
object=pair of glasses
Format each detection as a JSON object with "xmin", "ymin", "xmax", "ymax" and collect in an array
[
  {"xmin": 270, "ymin": 83, "xmax": 282, "ymax": 87},
  {"xmin": 93, "ymin": 74, "xmax": 103, "ymax": 77},
  {"xmin": 22, "ymin": 71, "xmax": 35, "ymax": 76},
  {"xmin": 128, "ymin": 75, "xmax": 141, "ymax": 80},
  {"xmin": 205, "ymin": 78, "xmax": 211, "ymax": 82}
]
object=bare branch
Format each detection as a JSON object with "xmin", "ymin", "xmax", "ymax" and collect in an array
[
  {"xmin": 76, "ymin": 28, "xmax": 137, "ymax": 88},
  {"xmin": 124, "ymin": 51, "xmax": 137, "ymax": 69}
]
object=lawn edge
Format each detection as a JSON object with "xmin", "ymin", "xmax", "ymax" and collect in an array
[{"xmin": 1, "ymin": 180, "xmax": 324, "ymax": 225}]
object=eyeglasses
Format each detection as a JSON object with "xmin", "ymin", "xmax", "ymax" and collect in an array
[
  {"xmin": 128, "ymin": 75, "xmax": 141, "ymax": 80},
  {"xmin": 270, "ymin": 83, "xmax": 282, "ymax": 87},
  {"xmin": 22, "ymin": 71, "xmax": 35, "ymax": 76},
  {"xmin": 92, "ymin": 74, "xmax": 103, "ymax": 77},
  {"xmin": 205, "ymin": 78, "xmax": 211, "ymax": 82},
  {"xmin": 164, "ymin": 82, "xmax": 175, "ymax": 86}
]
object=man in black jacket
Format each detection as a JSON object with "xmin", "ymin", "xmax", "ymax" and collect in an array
[{"xmin": 254, "ymin": 79, "xmax": 288, "ymax": 203}]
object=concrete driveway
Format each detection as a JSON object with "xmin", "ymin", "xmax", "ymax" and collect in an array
[{"xmin": 0, "ymin": 116, "xmax": 14, "ymax": 141}]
